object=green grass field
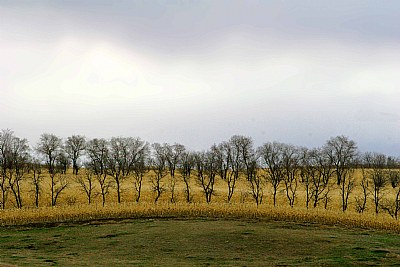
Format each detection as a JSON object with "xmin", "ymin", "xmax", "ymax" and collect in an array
[{"xmin": 1, "ymin": 219, "xmax": 399, "ymax": 266}]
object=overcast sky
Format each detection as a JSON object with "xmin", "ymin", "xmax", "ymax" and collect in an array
[{"xmin": 1, "ymin": 1, "xmax": 399, "ymax": 154}]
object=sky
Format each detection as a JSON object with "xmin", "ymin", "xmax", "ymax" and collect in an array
[{"xmin": 1, "ymin": 1, "xmax": 400, "ymax": 154}]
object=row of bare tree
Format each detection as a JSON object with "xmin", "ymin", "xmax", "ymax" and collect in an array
[{"xmin": 0, "ymin": 130, "xmax": 399, "ymax": 218}]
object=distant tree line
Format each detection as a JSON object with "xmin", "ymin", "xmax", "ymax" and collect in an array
[{"xmin": 0, "ymin": 129, "xmax": 399, "ymax": 218}]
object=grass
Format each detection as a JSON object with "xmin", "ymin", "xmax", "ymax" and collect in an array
[{"xmin": 0, "ymin": 218, "xmax": 399, "ymax": 266}]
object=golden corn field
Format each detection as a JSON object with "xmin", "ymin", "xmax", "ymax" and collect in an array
[{"xmin": 1, "ymin": 169, "xmax": 399, "ymax": 232}]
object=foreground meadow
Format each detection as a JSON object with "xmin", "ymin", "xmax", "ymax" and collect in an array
[{"xmin": 1, "ymin": 219, "xmax": 399, "ymax": 266}]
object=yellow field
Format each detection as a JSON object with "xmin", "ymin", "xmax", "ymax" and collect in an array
[{"xmin": 1, "ymin": 169, "xmax": 399, "ymax": 232}]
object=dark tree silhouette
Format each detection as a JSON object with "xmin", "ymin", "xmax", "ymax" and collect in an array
[{"xmin": 65, "ymin": 135, "xmax": 86, "ymax": 175}]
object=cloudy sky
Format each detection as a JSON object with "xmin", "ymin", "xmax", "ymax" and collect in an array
[{"xmin": 1, "ymin": 1, "xmax": 399, "ymax": 154}]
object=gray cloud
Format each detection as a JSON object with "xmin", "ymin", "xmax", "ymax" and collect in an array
[{"xmin": 3, "ymin": 1, "xmax": 400, "ymax": 52}]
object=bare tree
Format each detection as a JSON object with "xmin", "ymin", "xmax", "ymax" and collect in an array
[
  {"xmin": 165, "ymin": 143, "xmax": 185, "ymax": 203},
  {"xmin": 107, "ymin": 137, "xmax": 148, "ymax": 204},
  {"xmin": 235, "ymin": 136, "xmax": 254, "ymax": 182},
  {"xmin": 65, "ymin": 135, "xmax": 86, "ymax": 175},
  {"xmin": 36, "ymin": 133, "xmax": 62, "ymax": 175},
  {"xmin": 107, "ymin": 137, "xmax": 125, "ymax": 204},
  {"xmin": 314, "ymin": 147, "xmax": 334, "ymax": 209},
  {"xmin": 0, "ymin": 129, "xmax": 13, "ymax": 209},
  {"xmin": 213, "ymin": 142, "xmax": 232, "ymax": 201},
  {"xmin": 36, "ymin": 133, "xmax": 67, "ymax": 206},
  {"xmin": 387, "ymin": 156, "xmax": 399, "ymax": 169},
  {"xmin": 76, "ymin": 169, "xmax": 96, "ymax": 204},
  {"xmin": 232, "ymin": 136, "xmax": 263, "ymax": 205},
  {"xmin": 299, "ymin": 147, "xmax": 314, "ymax": 209},
  {"xmin": 325, "ymin": 136, "xmax": 358, "ymax": 212},
  {"xmin": 247, "ymin": 157, "xmax": 264, "ymax": 206},
  {"xmin": 86, "ymin": 138, "xmax": 111, "ymax": 207},
  {"xmin": 132, "ymin": 142, "xmax": 150, "ymax": 202},
  {"xmin": 300, "ymin": 148, "xmax": 333, "ymax": 209},
  {"xmin": 381, "ymin": 166, "xmax": 400, "ymax": 219},
  {"xmin": 150, "ymin": 143, "xmax": 168, "ymax": 203},
  {"xmin": 365, "ymin": 153, "xmax": 388, "ymax": 214},
  {"xmin": 215, "ymin": 136, "xmax": 244, "ymax": 203},
  {"xmin": 355, "ymin": 162, "xmax": 369, "ymax": 213},
  {"xmin": 30, "ymin": 158, "xmax": 43, "ymax": 208},
  {"xmin": 227, "ymin": 136, "xmax": 245, "ymax": 202},
  {"xmin": 57, "ymin": 150, "xmax": 69, "ymax": 174},
  {"xmin": 7, "ymin": 136, "xmax": 30, "ymax": 208},
  {"xmin": 109, "ymin": 137, "xmax": 149, "ymax": 203},
  {"xmin": 51, "ymin": 154, "xmax": 69, "ymax": 206},
  {"xmin": 281, "ymin": 144, "xmax": 300, "ymax": 207},
  {"xmin": 178, "ymin": 151, "xmax": 194, "ymax": 203},
  {"xmin": 258, "ymin": 142, "xmax": 284, "ymax": 207},
  {"xmin": 0, "ymin": 130, "xmax": 30, "ymax": 209},
  {"xmin": 0, "ymin": 175, "xmax": 8, "ymax": 209},
  {"xmin": 195, "ymin": 150, "xmax": 218, "ymax": 203}
]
